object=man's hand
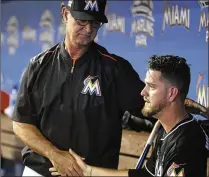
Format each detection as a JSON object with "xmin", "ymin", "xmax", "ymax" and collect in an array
[
  {"xmin": 69, "ymin": 149, "xmax": 91, "ymax": 176},
  {"xmin": 50, "ymin": 149, "xmax": 91, "ymax": 176},
  {"xmin": 49, "ymin": 149, "xmax": 83, "ymax": 176}
]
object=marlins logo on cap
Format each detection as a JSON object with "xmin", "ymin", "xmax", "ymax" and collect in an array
[
  {"xmin": 84, "ymin": 0, "xmax": 99, "ymax": 12},
  {"xmin": 64, "ymin": 0, "xmax": 108, "ymax": 23}
]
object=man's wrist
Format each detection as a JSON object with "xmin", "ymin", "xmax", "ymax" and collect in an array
[
  {"xmin": 47, "ymin": 145, "xmax": 59, "ymax": 160},
  {"xmin": 86, "ymin": 165, "xmax": 92, "ymax": 176}
]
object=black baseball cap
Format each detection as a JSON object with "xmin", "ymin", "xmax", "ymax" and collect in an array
[{"xmin": 63, "ymin": 0, "xmax": 108, "ymax": 23}]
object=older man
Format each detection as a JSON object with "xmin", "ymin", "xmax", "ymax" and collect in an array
[{"xmin": 12, "ymin": 0, "xmax": 208, "ymax": 176}]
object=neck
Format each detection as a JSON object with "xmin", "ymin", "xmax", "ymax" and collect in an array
[
  {"xmin": 157, "ymin": 104, "xmax": 188, "ymax": 133},
  {"xmin": 64, "ymin": 38, "xmax": 91, "ymax": 60}
]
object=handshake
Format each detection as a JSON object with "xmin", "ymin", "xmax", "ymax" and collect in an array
[{"xmin": 49, "ymin": 149, "xmax": 91, "ymax": 176}]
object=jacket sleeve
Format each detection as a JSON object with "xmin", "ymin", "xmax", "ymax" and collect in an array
[
  {"xmin": 115, "ymin": 59, "xmax": 145, "ymax": 114},
  {"xmin": 115, "ymin": 59, "xmax": 157, "ymax": 132},
  {"xmin": 12, "ymin": 61, "xmax": 38, "ymax": 125}
]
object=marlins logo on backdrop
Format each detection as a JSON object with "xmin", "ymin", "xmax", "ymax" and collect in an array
[
  {"xmin": 81, "ymin": 75, "xmax": 101, "ymax": 96},
  {"xmin": 84, "ymin": 0, "xmax": 99, "ymax": 12},
  {"xmin": 198, "ymin": 0, "xmax": 209, "ymax": 8},
  {"xmin": 130, "ymin": 0, "xmax": 154, "ymax": 22}
]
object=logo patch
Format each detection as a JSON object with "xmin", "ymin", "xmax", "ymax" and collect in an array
[
  {"xmin": 81, "ymin": 75, "xmax": 101, "ymax": 96},
  {"xmin": 84, "ymin": 0, "xmax": 99, "ymax": 12},
  {"xmin": 167, "ymin": 162, "xmax": 186, "ymax": 176}
]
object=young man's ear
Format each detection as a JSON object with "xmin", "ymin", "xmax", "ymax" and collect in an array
[{"xmin": 168, "ymin": 87, "xmax": 179, "ymax": 102}]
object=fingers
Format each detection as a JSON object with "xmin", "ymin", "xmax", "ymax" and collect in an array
[
  {"xmin": 63, "ymin": 171, "xmax": 73, "ymax": 176},
  {"xmin": 49, "ymin": 164, "xmax": 83, "ymax": 176},
  {"xmin": 49, "ymin": 149, "xmax": 84, "ymax": 176},
  {"xmin": 49, "ymin": 167, "xmax": 80, "ymax": 176},
  {"xmin": 50, "ymin": 169, "xmax": 76, "ymax": 177},
  {"xmin": 69, "ymin": 149, "xmax": 80, "ymax": 160},
  {"xmin": 67, "ymin": 169, "xmax": 78, "ymax": 176},
  {"xmin": 72, "ymin": 164, "xmax": 83, "ymax": 176},
  {"xmin": 51, "ymin": 171, "xmax": 60, "ymax": 176},
  {"xmin": 49, "ymin": 168, "xmax": 61, "ymax": 176},
  {"xmin": 69, "ymin": 149, "xmax": 85, "ymax": 160},
  {"xmin": 49, "ymin": 167, "xmax": 57, "ymax": 172}
]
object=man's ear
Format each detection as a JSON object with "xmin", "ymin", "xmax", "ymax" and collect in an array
[
  {"xmin": 61, "ymin": 7, "xmax": 68, "ymax": 23},
  {"xmin": 168, "ymin": 87, "xmax": 179, "ymax": 102}
]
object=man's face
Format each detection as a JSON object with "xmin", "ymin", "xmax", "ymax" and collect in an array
[
  {"xmin": 141, "ymin": 70, "xmax": 170, "ymax": 118},
  {"xmin": 63, "ymin": 8, "xmax": 99, "ymax": 46}
]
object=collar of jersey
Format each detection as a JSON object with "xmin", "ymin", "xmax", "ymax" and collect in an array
[
  {"xmin": 161, "ymin": 115, "xmax": 194, "ymax": 141},
  {"xmin": 60, "ymin": 41, "xmax": 96, "ymax": 69}
]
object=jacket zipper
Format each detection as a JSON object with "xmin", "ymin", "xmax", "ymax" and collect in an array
[
  {"xmin": 71, "ymin": 59, "xmax": 76, "ymax": 73},
  {"xmin": 69, "ymin": 59, "xmax": 76, "ymax": 147},
  {"xmin": 70, "ymin": 59, "xmax": 76, "ymax": 81}
]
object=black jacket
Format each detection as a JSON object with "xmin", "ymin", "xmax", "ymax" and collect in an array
[{"xmin": 12, "ymin": 41, "xmax": 145, "ymax": 176}]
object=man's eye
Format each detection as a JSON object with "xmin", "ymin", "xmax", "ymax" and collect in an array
[
  {"xmin": 78, "ymin": 20, "xmax": 87, "ymax": 24},
  {"xmin": 93, "ymin": 21, "xmax": 100, "ymax": 24},
  {"xmin": 149, "ymin": 85, "xmax": 155, "ymax": 89}
]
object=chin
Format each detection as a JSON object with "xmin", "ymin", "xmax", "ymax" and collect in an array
[
  {"xmin": 142, "ymin": 104, "xmax": 160, "ymax": 117},
  {"xmin": 142, "ymin": 102, "xmax": 165, "ymax": 118},
  {"xmin": 142, "ymin": 107, "xmax": 153, "ymax": 117},
  {"xmin": 77, "ymin": 39, "xmax": 93, "ymax": 46}
]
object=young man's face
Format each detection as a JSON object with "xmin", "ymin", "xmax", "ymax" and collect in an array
[
  {"xmin": 62, "ymin": 8, "xmax": 99, "ymax": 46},
  {"xmin": 141, "ymin": 70, "xmax": 170, "ymax": 118}
]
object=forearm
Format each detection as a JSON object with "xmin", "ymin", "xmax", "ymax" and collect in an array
[
  {"xmin": 89, "ymin": 165, "xmax": 128, "ymax": 176},
  {"xmin": 13, "ymin": 121, "xmax": 58, "ymax": 159}
]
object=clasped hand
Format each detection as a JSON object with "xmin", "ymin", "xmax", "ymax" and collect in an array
[{"xmin": 49, "ymin": 149, "xmax": 91, "ymax": 176}]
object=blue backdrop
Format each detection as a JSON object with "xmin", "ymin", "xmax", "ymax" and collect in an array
[{"xmin": 1, "ymin": 0, "xmax": 208, "ymax": 112}]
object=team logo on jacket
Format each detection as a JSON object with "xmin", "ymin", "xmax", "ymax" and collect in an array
[
  {"xmin": 81, "ymin": 75, "xmax": 101, "ymax": 96},
  {"xmin": 166, "ymin": 162, "xmax": 185, "ymax": 176}
]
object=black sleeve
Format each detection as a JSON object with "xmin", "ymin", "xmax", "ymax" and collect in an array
[
  {"xmin": 116, "ymin": 59, "xmax": 145, "ymax": 114},
  {"xmin": 128, "ymin": 156, "xmax": 156, "ymax": 177},
  {"xmin": 12, "ymin": 61, "xmax": 37, "ymax": 125},
  {"xmin": 116, "ymin": 59, "xmax": 157, "ymax": 131},
  {"xmin": 163, "ymin": 136, "xmax": 207, "ymax": 177},
  {"xmin": 128, "ymin": 167, "xmax": 154, "ymax": 177}
]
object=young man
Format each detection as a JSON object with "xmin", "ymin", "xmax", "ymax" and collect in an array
[
  {"xmin": 11, "ymin": 0, "xmax": 208, "ymax": 176},
  {"xmin": 50, "ymin": 55, "xmax": 208, "ymax": 177}
]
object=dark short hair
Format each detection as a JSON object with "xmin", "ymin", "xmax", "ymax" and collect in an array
[{"xmin": 148, "ymin": 55, "xmax": 191, "ymax": 101}]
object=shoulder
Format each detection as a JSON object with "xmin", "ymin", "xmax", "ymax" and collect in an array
[
  {"xmin": 175, "ymin": 118, "xmax": 205, "ymax": 150},
  {"xmin": 29, "ymin": 43, "xmax": 60, "ymax": 68},
  {"xmin": 94, "ymin": 43, "xmax": 136, "ymax": 72},
  {"xmin": 23, "ymin": 43, "xmax": 60, "ymax": 90}
]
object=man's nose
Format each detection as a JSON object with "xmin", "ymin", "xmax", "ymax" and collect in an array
[
  {"xmin": 141, "ymin": 87, "xmax": 147, "ymax": 97},
  {"xmin": 85, "ymin": 23, "xmax": 93, "ymax": 33}
]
